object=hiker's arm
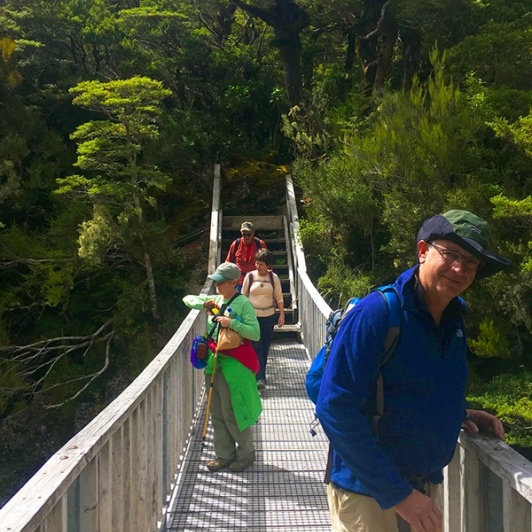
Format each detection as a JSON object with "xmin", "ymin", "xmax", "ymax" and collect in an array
[
  {"xmin": 225, "ymin": 241, "xmax": 236, "ymax": 263},
  {"xmin": 183, "ymin": 294, "xmax": 221, "ymax": 311},
  {"xmin": 241, "ymin": 274, "xmax": 251, "ymax": 296},
  {"xmin": 273, "ymin": 275, "xmax": 285, "ymax": 326}
]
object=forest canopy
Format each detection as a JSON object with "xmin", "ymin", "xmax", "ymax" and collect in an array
[{"xmin": 0, "ymin": 0, "xmax": 531, "ymax": 504}]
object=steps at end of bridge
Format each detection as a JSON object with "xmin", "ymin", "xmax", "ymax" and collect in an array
[{"xmin": 222, "ymin": 215, "xmax": 300, "ymax": 334}]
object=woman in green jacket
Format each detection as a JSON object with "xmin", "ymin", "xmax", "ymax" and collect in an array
[{"xmin": 183, "ymin": 262, "xmax": 262, "ymax": 472}]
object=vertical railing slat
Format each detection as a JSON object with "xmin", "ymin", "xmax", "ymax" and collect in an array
[
  {"xmin": 111, "ymin": 427, "xmax": 124, "ymax": 532},
  {"xmin": 97, "ymin": 441, "xmax": 112, "ymax": 531},
  {"xmin": 504, "ymin": 481, "xmax": 532, "ymax": 532},
  {"xmin": 153, "ymin": 379, "xmax": 163, "ymax": 529},
  {"xmin": 443, "ymin": 447, "xmax": 462, "ymax": 532},
  {"xmin": 42, "ymin": 497, "xmax": 67, "ymax": 531},
  {"xmin": 79, "ymin": 458, "xmax": 97, "ymax": 531}
]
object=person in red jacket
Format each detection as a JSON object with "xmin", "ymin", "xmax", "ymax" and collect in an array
[{"xmin": 225, "ymin": 221, "xmax": 267, "ymax": 289}]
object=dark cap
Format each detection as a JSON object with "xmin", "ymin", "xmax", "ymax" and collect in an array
[
  {"xmin": 417, "ymin": 209, "xmax": 510, "ymax": 278},
  {"xmin": 240, "ymin": 221, "xmax": 254, "ymax": 232}
]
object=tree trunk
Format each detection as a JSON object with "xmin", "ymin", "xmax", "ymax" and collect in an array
[
  {"xmin": 272, "ymin": 34, "xmax": 304, "ymax": 106},
  {"xmin": 133, "ymin": 192, "xmax": 160, "ymax": 321},
  {"xmin": 357, "ymin": 0, "xmax": 396, "ymax": 96},
  {"xmin": 232, "ymin": 0, "xmax": 310, "ymax": 107},
  {"xmin": 143, "ymin": 248, "xmax": 160, "ymax": 321},
  {"xmin": 373, "ymin": 24, "xmax": 397, "ymax": 94}
]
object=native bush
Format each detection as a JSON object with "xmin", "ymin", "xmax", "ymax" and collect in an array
[{"xmin": 468, "ymin": 373, "xmax": 532, "ymax": 450}]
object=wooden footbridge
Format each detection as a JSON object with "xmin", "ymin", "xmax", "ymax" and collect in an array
[{"xmin": 1, "ymin": 168, "xmax": 531, "ymax": 531}]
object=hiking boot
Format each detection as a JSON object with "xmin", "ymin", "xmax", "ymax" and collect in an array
[
  {"xmin": 257, "ymin": 379, "xmax": 266, "ymax": 391},
  {"xmin": 229, "ymin": 454, "xmax": 255, "ymax": 472},
  {"xmin": 207, "ymin": 457, "xmax": 235, "ymax": 472}
]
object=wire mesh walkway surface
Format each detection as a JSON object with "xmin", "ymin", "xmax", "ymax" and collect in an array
[{"xmin": 166, "ymin": 337, "xmax": 331, "ymax": 531}]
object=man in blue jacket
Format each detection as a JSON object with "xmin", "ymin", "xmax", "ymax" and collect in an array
[{"xmin": 316, "ymin": 210, "xmax": 509, "ymax": 532}]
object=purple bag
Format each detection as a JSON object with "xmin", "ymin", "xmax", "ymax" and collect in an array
[{"xmin": 190, "ymin": 336, "xmax": 209, "ymax": 369}]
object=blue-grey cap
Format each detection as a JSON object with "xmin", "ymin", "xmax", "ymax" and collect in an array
[{"xmin": 208, "ymin": 262, "xmax": 241, "ymax": 283}]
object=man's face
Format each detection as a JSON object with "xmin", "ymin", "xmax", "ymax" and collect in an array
[
  {"xmin": 241, "ymin": 230, "xmax": 254, "ymax": 243},
  {"xmin": 418, "ymin": 239, "xmax": 480, "ymax": 300}
]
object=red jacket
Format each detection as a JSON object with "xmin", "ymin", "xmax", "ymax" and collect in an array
[{"xmin": 225, "ymin": 236, "xmax": 267, "ymax": 285}]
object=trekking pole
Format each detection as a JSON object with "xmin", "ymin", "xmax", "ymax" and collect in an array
[{"xmin": 201, "ymin": 345, "xmax": 219, "ymax": 448}]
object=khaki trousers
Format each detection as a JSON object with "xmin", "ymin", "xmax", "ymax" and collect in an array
[
  {"xmin": 206, "ymin": 370, "xmax": 255, "ymax": 461},
  {"xmin": 327, "ymin": 483, "xmax": 419, "ymax": 532}
]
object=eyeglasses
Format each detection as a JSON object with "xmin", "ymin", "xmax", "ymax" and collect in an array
[
  {"xmin": 241, "ymin": 232, "xmax": 252, "ymax": 237},
  {"xmin": 429, "ymin": 242, "xmax": 483, "ymax": 272}
]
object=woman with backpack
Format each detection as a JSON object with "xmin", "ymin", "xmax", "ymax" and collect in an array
[{"xmin": 242, "ymin": 249, "xmax": 285, "ymax": 391}]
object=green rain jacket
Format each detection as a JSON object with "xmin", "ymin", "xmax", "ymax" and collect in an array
[{"xmin": 182, "ymin": 293, "xmax": 262, "ymax": 431}]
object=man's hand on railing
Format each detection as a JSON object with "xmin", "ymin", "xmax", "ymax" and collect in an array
[
  {"xmin": 394, "ymin": 489, "xmax": 442, "ymax": 532},
  {"xmin": 462, "ymin": 409, "xmax": 506, "ymax": 441}
]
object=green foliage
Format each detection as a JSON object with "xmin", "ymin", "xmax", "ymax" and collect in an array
[
  {"xmin": 295, "ymin": 50, "xmax": 532, "ymax": 366},
  {"xmin": 468, "ymin": 373, "xmax": 532, "ymax": 448},
  {"xmin": 57, "ymin": 77, "xmax": 172, "ymax": 273},
  {"xmin": 490, "ymin": 110, "xmax": 532, "ymax": 159},
  {"xmin": 447, "ymin": 18, "xmax": 532, "ymax": 91},
  {"xmin": 317, "ymin": 258, "xmax": 374, "ymax": 309},
  {"xmin": 469, "ymin": 318, "xmax": 511, "ymax": 359},
  {"xmin": 297, "ymin": 216, "xmax": 335, "ymax": 276}
]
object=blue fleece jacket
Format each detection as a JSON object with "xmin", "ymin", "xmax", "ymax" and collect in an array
[{"xmin": 316, "ymin": 266, "xmax": 469, "ymax": 509}]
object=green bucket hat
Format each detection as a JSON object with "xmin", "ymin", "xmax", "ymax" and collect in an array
[{"xmin": 417, "ymin": 209, "xmax": 511, "ymax": 278}]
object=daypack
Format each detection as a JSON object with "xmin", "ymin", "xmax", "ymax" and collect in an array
[
  {"xmin": 306, "ymin": 286, "xmax": 401, "ymax": 485},
  {"xmin": 305, "ymin": 286, "xmax": 401, "ymax": 418},
  {"xmin": 245, "ymin": 270, "xmax": 277, "ymax": 309},
  {"xmin": 246, "ymin": 270, "xmax": 274, "ymax": 287}
]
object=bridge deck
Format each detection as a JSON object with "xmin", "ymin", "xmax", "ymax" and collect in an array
[{"xmin": 166, "ymin": 336, "xmax": 330, "ymax": 531}]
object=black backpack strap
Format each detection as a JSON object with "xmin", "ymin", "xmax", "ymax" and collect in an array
[
  {"xmin": 243, "ymin": 272, "xmax": 253, "ymax": 296},
  {"xmin": 224, "ymin": 292, "xmax": 241, "ymax": 310},
  {"xmin": 324, "ymin": 443, "xmax": 334, "ymax": 484},
  {"xmin": 207, "ymin": 292, "xmax": 241, "ymax": 338},
  {"xmin": 228, "ymin": 238, "xmax": 241, "ymax": 263}
]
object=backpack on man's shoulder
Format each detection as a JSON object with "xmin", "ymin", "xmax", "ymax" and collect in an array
[
  {"xmin": 235, "ymin": 236, "xmax": 263, "ymax": 252},
  {"xmin": 228, "ymin": 236, "xmax": 263, "ymax": 264},
  {"xmin": 305, "ymin": 285, "xmax": 401, "ymax": 407}
]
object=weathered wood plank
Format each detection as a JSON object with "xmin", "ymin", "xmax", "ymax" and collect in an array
[
  {"xmin": 459, "ymin": 432, "xmax": 532, "ymax": 503},
  {"xmin": 443, "ymin": 446, "xmax": 462, "ymax": 532},
  {"xmin": 111, "ymin": 428, "xmax": 124, "ymax": 532},
  {"xmin": 504, "ymin": 480, "xmax": 532, "ymax": 532},
  {"xmin": 152, "ymin": 380, "xmax": 163, "ymax": 529},
  {"xmin": 97, "ymin": 441, "xmax": 111, "ymax": 531},
  {"xmin": 42, "ymin": 497, "xmax": 66, "ymax": 531},
  {"xmin": 79, "ymin": 458, "xmax": 97, "ymax": 531},
  {"xmin": 223, "ymin": 215, "xmax": 285, "ymax": 231}
]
